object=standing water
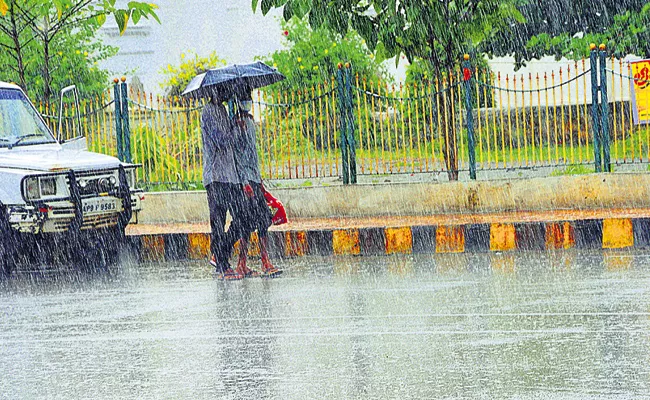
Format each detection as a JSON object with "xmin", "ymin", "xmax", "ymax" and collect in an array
[{"xmin": 1, "ymin": 252, "xmax": 650, "ymax": 399}]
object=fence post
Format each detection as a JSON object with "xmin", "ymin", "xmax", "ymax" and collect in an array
[
  {"xmin": 336, "ymin": 64, "xmax": 350, "ymax": 184},
  {"xmin": 113, "ymin": 78, "xmax": 124, "ymax": 162},
  {"xmin": 344, "ymin": 63, "xmax": 357, "ymax": 184},
  {"xmin": 599, "ymin": 44, "xmax": 611, "ymax": 172},
  {"xmin": 119, "ymin": 77, "xmax": 132, "ymax": 164},
  {"xmin": 462, "ymin": 54, "xmax": 477, "ymax": 180},
  {"xmin": 589, "ymin": 44, "xmax": 602, "ymax": 172}
]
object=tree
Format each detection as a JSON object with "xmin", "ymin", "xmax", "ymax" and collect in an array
[
  {"xmin": 160, "ymin": 51, "xmax": 227, "ymax": 97},
  {"xmin": 253, "ymin": 0, "xmax": 524, "ymax": 180},
  {"xmin": 483, "ymin": 0, "xmax": 650, "ymax": 65},
  {"xmin": 518, "ymin": 3, "xmax": 650, "ymax": 62},
  {"xmin": 260, "ymin": 17, "xmax": 389, "ymax": 92},
  {"xmin": 0, "ymin": 0, "xmax": 159, "ymax": 101}
]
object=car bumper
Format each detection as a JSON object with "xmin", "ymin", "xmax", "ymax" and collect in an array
[{"xmin": 8, "ymin": 193, "xmax": 143, "ymax": 233}]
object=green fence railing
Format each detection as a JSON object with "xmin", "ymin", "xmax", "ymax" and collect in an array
[{"xmin": 43, "ymin": 45, "xmax": 647, "ymax": 190}]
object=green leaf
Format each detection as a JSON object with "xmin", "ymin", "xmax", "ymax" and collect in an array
[
  {"xmin": 252, "ymin": 0, "xmax": 260, "ymax": 12},
  {"xmin": 293, "ymin": 0, "xmax": 311, "ymax": 19},
  {"xmin": 283, "ymin": 0, "xmax": 294, "ymax": 20},
  {"xmin": 261, "ymin": 0, "xmax": 274, "ymax": 15},
  {"xmin": 97, "ymin": 13, "xmax": 107, "ymax": 26},
  {"xmin": 132, "ymin": 9, "xmax": 141, "ymax": 24},
  {"xmin": 115, "ymin": 9, "xmax": 130, "ymax": 35}
]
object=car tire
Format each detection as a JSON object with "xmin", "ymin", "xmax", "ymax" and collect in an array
[{"xmin": 0, "ymin": 207, "xmax": 16, "ymax": 275}]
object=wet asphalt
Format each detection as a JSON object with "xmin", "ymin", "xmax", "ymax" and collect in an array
[{"xmin": 2, "ymin": 251, "xmax": 650, "ymax": 399}]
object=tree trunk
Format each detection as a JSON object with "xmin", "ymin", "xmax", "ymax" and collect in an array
[
  {"xmin": 43, "ymin": 38, "xmax": 51, "ymax": 102},
  {"xmin": 441, "ymin": 90, "xmax": 458, "ymax": 181},
  {"xmin": 8, "ymin": 3, "xmax": 26, "ymax": 90},
  {"xmin": 428, "ymin": 45, "xmax": 459, "ymax": 181}
]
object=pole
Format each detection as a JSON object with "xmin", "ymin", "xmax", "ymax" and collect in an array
[
  {"xmin": 599, "ymin": 45, "xmax": 610, "ymax": 172},
  {"xmin": 589, "ymin": 44, "xmax": 602, "ymax": 172},
  {"xmin": 344, "ymin": 63, "xmax": 357, "ymax": 184},
  {"xmin": 113, "ymin": 78, "xmax": 124, "ymax": 162},
  {"xmin": 463, "ymin": 54, "xmax": 476, "ymax": 180},
  {"xmin": 336, "ymin": 64, "xmax": 350, "ymax": 184},
  {"xmin": 120, "ymin": 77, "xmax": 132, "ymax": 164}
]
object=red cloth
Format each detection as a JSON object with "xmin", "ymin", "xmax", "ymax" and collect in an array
[
  {"xmin": 261, "ymin": 185, "xmax": 287, "ymax": 225},
  {"xmin": 463, "ymin": 67, "xmax": 472, "ymax": 82}
]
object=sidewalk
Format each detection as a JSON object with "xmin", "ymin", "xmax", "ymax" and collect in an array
[{"xmin": 126, "ymin": 207, "xmax": 650, "ymax": 262}]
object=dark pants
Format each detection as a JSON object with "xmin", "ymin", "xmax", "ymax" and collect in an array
[
  {"xmin": 241, "ymin": 182, "xmax": 273, "ymax": 238},
  {"xmin": 206, "ymin": 182, "xmax": 246, "ymax": 271}
]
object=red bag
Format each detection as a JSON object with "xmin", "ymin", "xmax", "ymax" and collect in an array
[{"xmin": 261, "ymin": 185, "xmax": 287, "ymax": 225}]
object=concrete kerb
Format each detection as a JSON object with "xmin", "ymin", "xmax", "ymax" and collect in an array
[
  {"xmin": 129, "ymin": 218, "xmax": 650, "ymax": 263},
  {"xmin": 130, "ymin": 173, "xmax": 650, "ymax": 262}
]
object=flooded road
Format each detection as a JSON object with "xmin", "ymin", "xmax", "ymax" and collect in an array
[{"xmin": 2, "ymin": 251, "xmax": 650, "ymax": 399}]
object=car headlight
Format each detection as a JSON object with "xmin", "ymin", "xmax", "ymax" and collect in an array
[
  {"xmin": 40, "ymin": 178, "xmax": 57, "ymax": 196},
  {"xmin": 24, "ymin": 177, "xmax": 40, "ymax": 200}
]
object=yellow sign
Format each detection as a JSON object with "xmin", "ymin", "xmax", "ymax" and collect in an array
[{"xmin": 630, "ymin": 59, "xmax": 650, "ymax": 125}]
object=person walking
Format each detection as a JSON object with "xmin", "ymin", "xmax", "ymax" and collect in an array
[
  {"xmin": 232, "ymin": 90, "xmax": 282, "ymax": 278},
  {"xmin": 201, "ymin": 89, "xmax": 248, "ymax": 280}
]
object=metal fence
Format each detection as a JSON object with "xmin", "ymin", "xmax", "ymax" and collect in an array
[{"xmin": 43, "ymin": 46, "xmax": 649, "ymax": 189}]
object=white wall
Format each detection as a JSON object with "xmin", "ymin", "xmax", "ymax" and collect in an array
[{"xmin": 487, "ymin": 55, "xmax": 642, "ymax": 107}]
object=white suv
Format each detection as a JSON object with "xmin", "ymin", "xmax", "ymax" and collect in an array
[{"xmin": 0, "ymin": 83, "xmax": 143, "ymax": 274}]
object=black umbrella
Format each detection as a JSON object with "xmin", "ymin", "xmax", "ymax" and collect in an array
[{"xmin": 181, "ymin": 61, "xmax": 285, "ymax": 98}]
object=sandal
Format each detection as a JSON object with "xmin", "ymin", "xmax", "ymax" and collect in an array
[
  {"xmin": 243, "ymin": 269, "xmax": 262, "ymax": 278},
  {"xmin": 217, "ymin": 268, "xmax": 244, "ymax": 281},
  {"xmin": 261, "ymin": 267, "xmax": 283, "ymax": 278}
]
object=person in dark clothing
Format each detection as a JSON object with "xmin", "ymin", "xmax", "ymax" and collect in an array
[
  {"xmin": 232, "ymin": 90, "xmax": 281, "ymax": 278},
  {"xmin": 201, "ymin": 89, "xmax": 248, "ymax": 280}
]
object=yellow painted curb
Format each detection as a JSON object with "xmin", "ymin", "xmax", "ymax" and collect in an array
[
  {"xmin": 436, "ymin": 226, "xmax": 465, "ymax": 253},
  {"xmin": 545, "ymin": 222, "xmax": 575, "ymax": 250},
  {"xmin": 385, "ymin": 227, "xmax": 413, "ymax": 254},
  {"xmin": 248, "ymin": 231, "xmax": 261, "ymax": 257},
  {"xmin": 141, "ymin": 235, "xmax": 165, "ymax": 262},
  {"xmin": 285, "ymin": 231, "xmax": 308, "ymax": 257},
  {"xmin": 188, "ymin": 233, "xmax": 210, "ymax": 260},
  {"xmin": 333, "ymin": 229, "xmax": 361, "ymax": 255},
  {"xmin": 490, "ymin": 223, "xmax": 516, "ymax": 252},
  {"xmin": 603, "ymin": 218, "xmax": 634, "ymax": 249}
]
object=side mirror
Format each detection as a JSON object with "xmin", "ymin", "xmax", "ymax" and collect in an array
[{"xmin": 58, "ymin": 85, "xmax": 83, "ymax": 143}]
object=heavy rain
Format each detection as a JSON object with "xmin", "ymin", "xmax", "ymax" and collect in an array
[{"xmin": 2, "ymin": 0, "xmax": 650, "ymax": 398}]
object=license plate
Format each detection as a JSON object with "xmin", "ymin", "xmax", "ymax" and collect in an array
[{"xmin": 82, "ymin": 197, "xmax": 119, "ymax": 215}]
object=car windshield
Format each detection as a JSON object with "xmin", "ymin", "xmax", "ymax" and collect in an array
[{"xmin": 0, "ymin": 89, "xmax": 56, "ymax": 147}]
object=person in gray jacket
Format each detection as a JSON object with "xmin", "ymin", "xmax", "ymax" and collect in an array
[
  {"xmin": 232, "ymin": 90, "xmax": 281, "ymax": 278},
  {"xmin": 201, "ymin": 88, "xmax": 248, "ymax": 280}
]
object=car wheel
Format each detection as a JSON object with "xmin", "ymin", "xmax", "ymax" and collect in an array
[{"xmin": 0, "ymin": 208, "xmax": 16, "ymax": 275}]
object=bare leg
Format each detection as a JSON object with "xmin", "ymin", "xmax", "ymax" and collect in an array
[
  {"xmin": 236, "ymin": 237, "xmax": 249, "ymax": 275},
  {"xmin": 260, "ymin": 235, "xmax": 274, "ymax": 271}
]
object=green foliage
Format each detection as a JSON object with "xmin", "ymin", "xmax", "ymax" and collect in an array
[
  {"xmin": 254, "ymin": 0, "xmax": 523, "ymax": 74},
  {"xmin": 260, "ymin": 17, "xmax": 388, "ymax": 92},
  {"xmin": 0, "ymin": 26, "xmax": 118, "ymax": 100},
  {"xmin": 0, "ymin": 0, "xmax": 160, "ymax": 101},
  {"xmin": 484, "ymin": 0, "xmax": 650, "ymax": 65},
  {"xmin": 524, "ymin": 4, "xmax": 650, "ymax": 61},
  {"xmin": 160, "ymin": 51, "xmax": 228, "ymax": 97}
]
